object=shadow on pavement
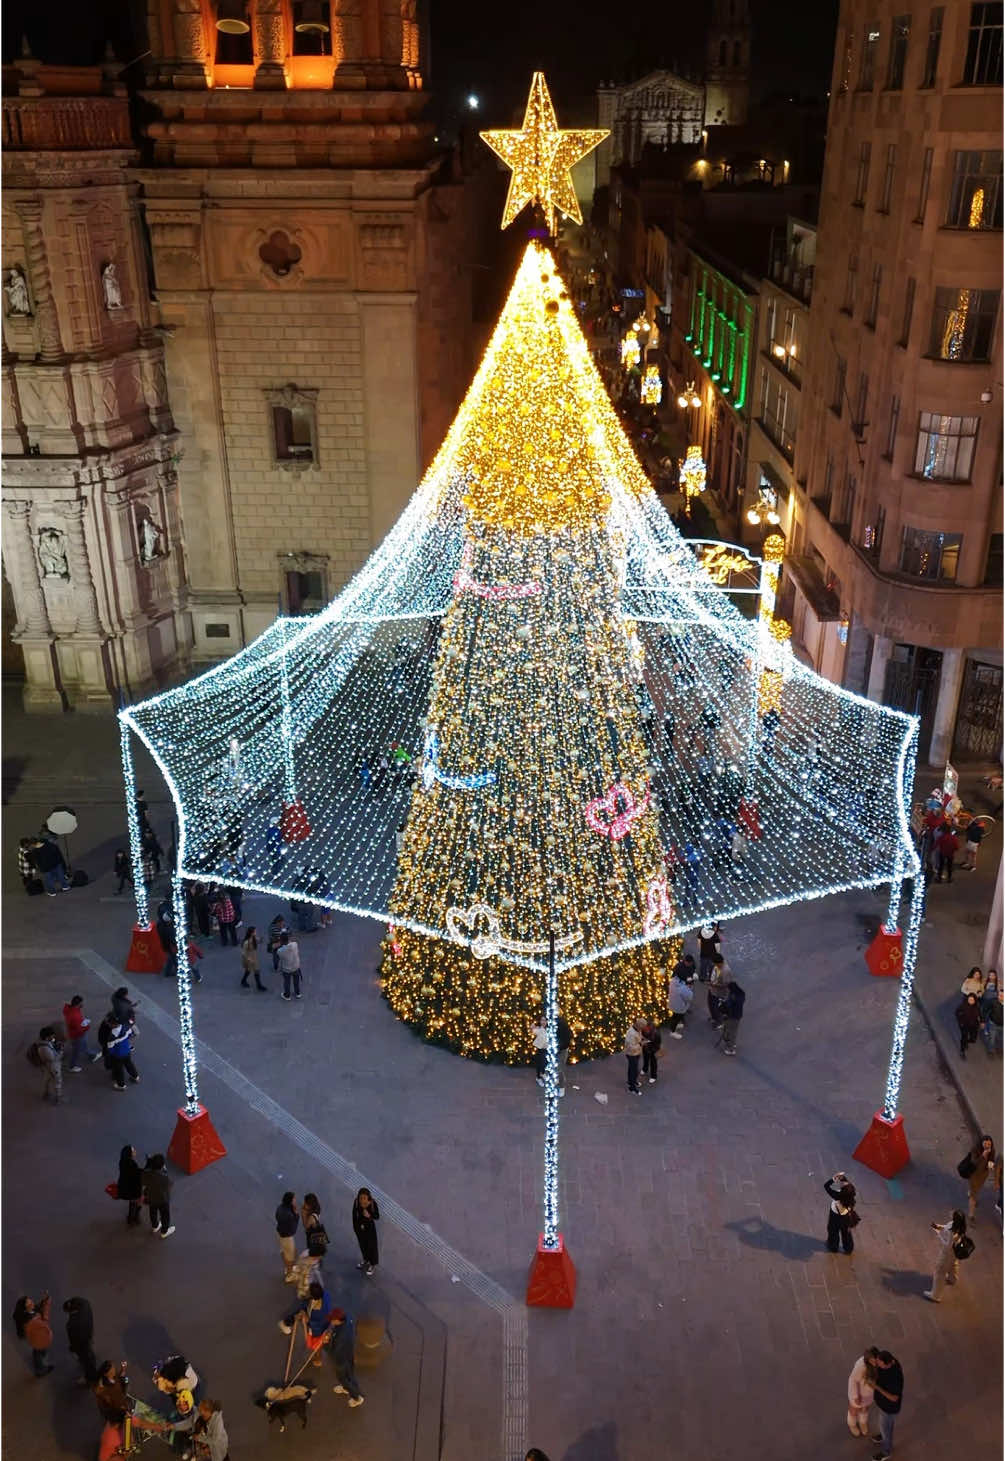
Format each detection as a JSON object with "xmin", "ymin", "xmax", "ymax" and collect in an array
[
  {"xmin": 724, "ymin": 1215, "xmax": 823, "ymax": 1261},
  {"xmin": 877, "ymin": 1266, "xmax": 931, "ymax": 1297},
  {"xmin": 561, "ymin": 1421, "xmax": 621, "ymax": 1461}
]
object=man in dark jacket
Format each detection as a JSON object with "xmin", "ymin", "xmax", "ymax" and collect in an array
[
  {"xmin": 328, "ymin": 1309, "xmax": 364, "ymax": 1407},
  {"xmin": 31, "ymin": 836, "xmax": 69, "ymax": 896},
  {"xmin": 275, "ymin": 1192, "xmax": 300, "ymax": 1275},
  {"xmin": 720, "ymin": 980, "xmax": 746, "ymax": 1056},
  {"xmin": 63, "ymin": 1297, "xmax": 97, "ymax": 1384}
]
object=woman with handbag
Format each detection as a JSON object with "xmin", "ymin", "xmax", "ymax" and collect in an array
[
  {"xmin": 12, "ymin": 1292, "xmax": 53, "ymax": 1376},
  {"xmin": 924, "ymin": 1210, "xmax": 971, "ymax": 1301},
  {"xmin": 240, "ymin": 926, "xmax": 265, "ymax": 991},
  {"xmin": 118, "ymin": 1144, "xmax": 144, "ymax": 1226},
  {"xmin": 824, "ymin": 1173, "xmax": 859, "ymax": 1254},
  {"xmin": 959, "ymin": 1135, "xmax": 996, "ymax": 1220}
]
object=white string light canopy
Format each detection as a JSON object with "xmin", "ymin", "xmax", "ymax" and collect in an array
[{"xmin": 119, "ymin": 76, "xmax": 923, "ymax": 1242}]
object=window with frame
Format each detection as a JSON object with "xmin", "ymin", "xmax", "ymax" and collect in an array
[
  {"xmin": 865, "ymin": 264, "xmax": 882, "ymax": 327},
  {"xmin": 920, "ymin": 5, "xmax": 944, "ymax": 85},
  {"xmin": 884, "ymin": 394, "xmax": 901, "ymax": 458},
  {"xmin": 879, "ymin": 144, "xmax": 897, "ymax": 211},
  {"xmin": 914, "ymin": 412, "xmax": 979, "ymax": 479},
  {"xmin": 831, "ymin": 354, "xmax": 847, "ymax": 415},
  {"xmin": 858, "ymin": 22, "xmax": 881, "ymax": 87},
  {"xmin": 962, "ymin": 2, "xmax": 1003, "ymax": 85},
  {"xmin": 267, "ymin": 385, "xmax": 319, "ymax": 467},
  {"xmin": 842, "ymin": 252, "xmax": 858, "ymax": 313},
  {"xmin": 838, "ymin": 27, "xmax": 855, "ymax": 90},
  {"xmin": 927, "ymin": 286, "xmax": 1000, "ymax": 361},
  {"xmin": 915, "ymin": 147, "xmax": 934, "ymax": 220},
  {"xmin": 832, "ymin": 468, "xmax": 857, "ymax": 530},
  {"xmin": 759, "ymin": 372, "xmax": 796, "ymax": 457},
  {"xmin": 280, "ymin": 553, "xmax": 329, "ymax": 614},
  {"xmin": 899, "ymin": 526, "xmax": 962, "ymax": 579},
  {"xmin": 291, "ymin": 0, "xmax": 333, "ymax": 54},
  {"xmin": 946, "ymin": 149, "xmax": 1003, "ymax": 228},
  {"xmin": 985, "ymin": 532, "xmax": 1004, "ymax": 584},
  {"xmin": 854, "ymin": 141, "xmax": 872, "ymax": 204},
  {"xmin": 899, "ymin": 276, "xmax": 916, "ymax": 345},
  {"xmin": 886, "ymin": 15, "xmax": 911, "ymax": 87},
  {"xmin": 853, "ymin": 372, "xmax": 870, "ymax": 436}
]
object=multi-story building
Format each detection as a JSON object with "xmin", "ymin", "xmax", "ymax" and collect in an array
[
  {"xmin": 792, "ymin": 0, "xmax": 1003, "ymax": 763},
  {"xmin": 2, "ymin": 1, "xmax": 472, "ymax": 710}
]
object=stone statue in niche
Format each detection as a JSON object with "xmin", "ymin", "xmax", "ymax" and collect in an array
[
  {"xmin": 101, "ymin": 261, "xmax": 123, "ymax": 311},
  {"xmin": 37, "ymin": 527, "xmax": 70, "ymax": 580},
  {"xmin": 138, "ymin": 513, "xmax": 165, "ymax": 564},
  {"xmin": 4, "ymin": 266, "xmax": 31, "ymax": 316}
]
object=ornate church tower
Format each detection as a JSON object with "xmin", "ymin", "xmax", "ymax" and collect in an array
[
  {"xmin": 136, "ymin": 0, "xmax": 470, "ymax": 657},
  {"xmin": 704, "ymin": 0, "xmax": 751, "ymax": 127}
]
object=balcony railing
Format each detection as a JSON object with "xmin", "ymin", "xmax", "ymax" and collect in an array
[
  {"xmin": 770, "ymin": 256, "xmax": 814, "ymax": 303},
  {"xmin": 2, "ymin": 96, "xmax": 132, "ymax": 151},
  {"xmin": 757, "ymin": 413, "xmax": 796, "ymax": 462}
]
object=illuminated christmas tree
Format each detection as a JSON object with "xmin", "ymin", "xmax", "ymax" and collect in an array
[{"xmin": 382, "ymin": 240, "xmax": 677, "ymax": 1060}]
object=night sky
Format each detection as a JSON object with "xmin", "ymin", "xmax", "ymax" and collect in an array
[{"xmin": 2, "ymin": 0, "xmax": 839, "ymax": 117}]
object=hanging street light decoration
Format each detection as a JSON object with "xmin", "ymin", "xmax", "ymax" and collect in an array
[{"xmin": 678, "ymin": 443, "xmax": 707, "ymax": 515}]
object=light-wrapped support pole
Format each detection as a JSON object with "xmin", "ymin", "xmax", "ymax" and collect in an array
[{"xmin": 527, "ymin": 930, "xmax": 576, "ymax": 1307}]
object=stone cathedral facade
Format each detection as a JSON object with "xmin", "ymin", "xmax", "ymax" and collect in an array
[{"xmin": 2, "ymin": 0, "xmax": 470, "ymax": 711}]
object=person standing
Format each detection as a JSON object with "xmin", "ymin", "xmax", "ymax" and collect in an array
[
  {"xmin": 36, "ymin": 1026, "xmax": 65, "ymax": 1104},
  {"xmin": 143, "ymin": 1154, "xmax": 174, "ymax": 1237},
  {"xmin": 118, "ymin": 1145, "xmax": 144, "ymax": 1226},
  {"xmin": 328, "ymin": 1309, "xmax": 364, "ymax": 1407},
  {"xmin": 530, "ymin": 1013, "xmax": 548, "ymax": 1087},
  {"xmin": 824, "ymin": 1172, "xmax": 858, "ymax": 1254},
  {"xmin": 191, "ymin": 883, "xmax": 212, "ymax": 939},
  {"xmin": 19, "ymin": 836, "xmax": 41, "ymax": 893},
  {"xmin": 640, "ymin": 1018, "xmax": 662, "ymax": 1082},
  {"xmin": 275, "ymin": 1192, "xmax": 299, "ymax": 1276},
  {"xmin": 667, "ymin": 968, "xmax": 693, "ymax": 1038},
  {"xmin": 93, "ymin": 1359, "xmax": 130, "ymax": 1423},
  {"xmin": 63, "ymin": 1297, "xmax": 98, "ymax": 1384},
  {"xmin": 111, "ymin": 986, "xmax": 139, "ymax": 1028},
  {"xmin": 673, "ymin": 952, "xmax": 697, "ymax": 984},
  {"xmin": 113, "ymin": 849, "xmax": 132, "ymax": 893},
  {"xmin": 959, "ymin": 817, "xmax": 985, "ymax": 870},
  {"xmin": 697, "ymin": 923, "xmax": 721, "ymax": 981},
  {"xmin": 192, "ymin": 1398, "xmax": 229, "ymax": 1461},
  {"xmin": 106, "ymin": 1021, "xmax": 139, "ymax": 1091},
  {"xmin": 960, "ymin": 1135, "xmax": 996, "ymax": 1220},
  {"xmin": 556, "ymin": 1012, "xmax": 572, "ymax": 1096},
  {"xmin": 960, "ymin": 966, "xmax": 985, "ymax": 998},
  {"xmin": 624, "ymin": 1019, "xmax": 644, "ymax": 1095},
  {"xmin": 846, "ymin": 1347, "xmax": 878, "ymax": 1437},
  {"xmin": 351, "ymin": 1188, "xmax": 380, "ymax": 1276},
  {"xmin": 63, "ymin": 995, "xmax": 98, "ymax": 1071},
  {"xmin": 276, "ymin": 932, "xmax": 302, "ymax": 1001},
  {"xmin": 13, "ymin": 1292, "xmax": 53, "ymax": 1376},
  {"xmin": 982, "ymin": 981, "xmax": 1003, "ymax": 1056},
  {"xmin": 241, "ymin": 927, "xmax": 265, "ymax": 991},
  {"xmin": 923, "ymin": 1209, "xmax": 970, "ymax": 1301},
  {"xmin": 870, "ymin": 1349, "xmax": 903, "ymax": 1460},
  {"xmin": 719, "ymin": 978, "xmax": 746, "ymax": 1056},
  {"xmin": 212, "ymin": 888, "xmax": 238, "ymax": 947},
  {"xmin": 955, "ymin": 993, "xmax": 981, "ymax": 1059},
  {"xmin": 935, "ymin": 824, "xmax": 959, "ymax": 882}
]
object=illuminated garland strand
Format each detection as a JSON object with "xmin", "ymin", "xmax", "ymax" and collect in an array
[{"xmin": 119, "ymin": 718, "xmax": 149, "ymax": 928}]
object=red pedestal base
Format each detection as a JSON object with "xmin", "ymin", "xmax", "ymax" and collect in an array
[
  {"xmin": 853, "ymin": 1111, "xmax": 910, "ymax": 1178},
  {"xmin": 125, "ymin": 923, "xmax": 163, "ymax": 973},
  {"xmin": 738, "ymin": 798, "xmax": 763, "ymax": 840},
  {"xmin": 865, "ymin": 926, "xmax": 903, "ymax": 976},
  {"xmin": 526, "ymin": 1234, "xmax": 577, "ymax": 1308},
  {"xmin": 280, "ymin": 799, "xmax": 312, "ymax": 844},
  {"xmin": 166, "ymin": 1105, "xmax": 227, "ymax": 1174}
]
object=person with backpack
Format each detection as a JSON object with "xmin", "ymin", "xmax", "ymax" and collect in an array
[
  {"xmin": 824, "ymin": 1172, "xmax": 859, "ymax": 1254},
  {"xmin": 924, "ymin": 1209, "xmax": 972, "ymax": 1301},
  {"xmin": 63, "ymin": 995, "xmax": 98, "ymax": 1071},
  {"xmin": 106, "ymin": 1021, "xmax": 139, "ymax": 1092},
  {"xmin": 959, "ymin": 1135, "xmax": 996, "ymax": 1220},
  {"xmin": 32, "ymin": 1026, "xmax": 65, "ymax": 1104},
  {"xmin": 719, "ymin": 978, "xmax": 746, "ymax": 1055}
]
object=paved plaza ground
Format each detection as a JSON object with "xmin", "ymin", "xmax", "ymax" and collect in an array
[{"xmin": 2, "ymin": 696, "xmax": 1002, "ymax": 1461}]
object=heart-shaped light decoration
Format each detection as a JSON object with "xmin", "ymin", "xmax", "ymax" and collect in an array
[
  {"xmin": 583, "ymin": 780, "xmax": 651, "ymax": 841},
  {"xmin": 446, "ymin": 901, "xmax": 502, "ymax": 959}
]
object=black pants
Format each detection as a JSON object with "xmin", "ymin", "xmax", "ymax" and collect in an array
[
  {"xmin": 534, "ymin": 1048, "xmax": 547, "ymax": 1078},
  {"xmin": 71, "ymin": 1342, "xmax": 98, "ymax": 1383},
  {"xmin": 117, "ymin": 874, "xmax": 132, "ymax": 893},
  {"xmin": 960, "ymin": 1027, "xmax": 978, "ymax": 1057},
  {"xmin": 356, "ymin": 1228, "xmax": 379, "ymax": 1267},
  {"xmin": 282, "ymin": 967, "xmax": 302, "ymax": 998},
  {"xmin": 219, "ymin": 920, "xmax": 238, "ymax": 946},
  {"xmin": 826, "ymin": 1209, "xmax": 854, "ymax": 1253},
  {"xmin": 642, "ymin": 1049, "xmax": 659, "ymax": 1081},
  {"xmin": 668, "ymin": 1012, "xmax": 685, "ymax": 1032},
  {"xmin": 126, "ymin": 1199, "xmax": 142, "ymax": 1224},
  {"xmin": 937, "ymin": 852, "xmax": 954, "ymax": 882},
  {"xmin": 150, "ymin": 1202, "xmax": 171, "ymax": 1231},
  {"xmin": 110, "ymin": 1055, "xmax": 139, "ymax": 1088},
  {"xmin": 626, "ymin": 1053, "xmax": 641, "ymax": 1091}
]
